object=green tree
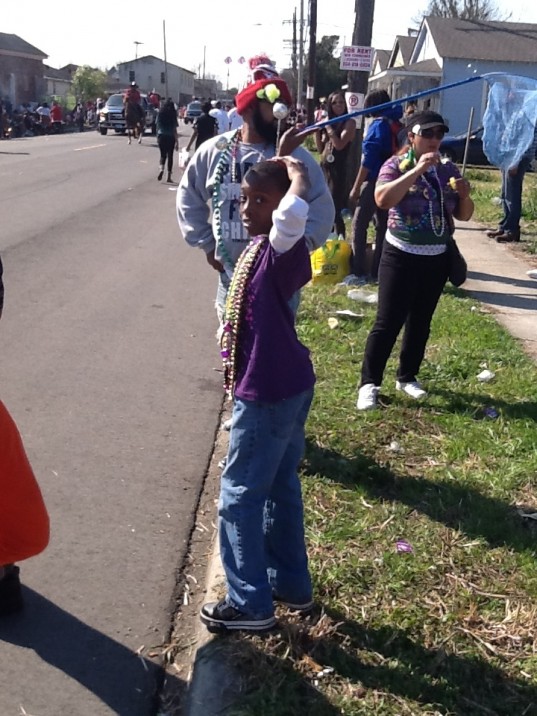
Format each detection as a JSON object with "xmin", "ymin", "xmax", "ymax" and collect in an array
[
  {"xmin": 307, "ymin": 35, "xmax": 347, "ymax": 102},
  {"xmin": 421, "ymin": 0, "xmax": 506, "ymax": 20},
  {"xmin": 72, "ymin": 66, "xmax": 108, "ymax": 101}
]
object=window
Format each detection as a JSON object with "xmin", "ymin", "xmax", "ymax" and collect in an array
[
  {"xmin": 160, "ymin": 72, "xmax": 166, "ymax": 84},
  {"xmin": 129, "ymin": 70, "xmax": 135, "ymax": 82}
]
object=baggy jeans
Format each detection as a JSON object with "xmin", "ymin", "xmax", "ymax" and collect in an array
[{"xmin": 218, "ymin": 388, "xmax": 314, "ymax": 618}]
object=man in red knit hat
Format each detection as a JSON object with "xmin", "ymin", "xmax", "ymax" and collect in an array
[{"xmin": 177, "ymin": 55, "xmax": 334, "ymax": 323}]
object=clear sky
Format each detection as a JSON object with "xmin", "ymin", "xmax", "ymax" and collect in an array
[{"xmin": 4, "ymin": 0, "xmax": 537, "ymax": 87}]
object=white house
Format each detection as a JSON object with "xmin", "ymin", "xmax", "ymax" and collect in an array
[{"xmin": 369, "ymin": 18, "xmax": 537, "ymax": 135}]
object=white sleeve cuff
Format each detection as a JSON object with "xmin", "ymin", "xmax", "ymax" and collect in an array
[{"xmin": 269, "ymin": 194, "xmax": 309, "ymax": 253}]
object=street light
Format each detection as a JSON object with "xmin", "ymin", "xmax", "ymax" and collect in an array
[{"xmin": 134, "ymin": 41, "xmax": 143, "ymax": 59}]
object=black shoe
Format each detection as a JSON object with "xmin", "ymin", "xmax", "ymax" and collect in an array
[
  {"xmin": 496, "ymin": 231, "xmax": 520, "ymax": 243},
  {"xmin": 486, "ymin": 228, "xmax": 503, "ymax": 238},
  {"xmin": 273, "ymin": 593, "xmax": 314, "ymax": 615},
  {"xmin": 200, "ymin": 599, "xmax": 276, "ymax": 633},
  {"xmin": 0, "ymin": 566, "xmax": 23, "ymax": 616},
  {"xmin": 157, "ymin": 167, "xmax": 164, "ymax": 181}
]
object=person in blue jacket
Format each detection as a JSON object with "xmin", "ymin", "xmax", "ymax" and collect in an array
[{"xmin": 348, "ymin": 90, "xmax": 403, "ymax": 283}]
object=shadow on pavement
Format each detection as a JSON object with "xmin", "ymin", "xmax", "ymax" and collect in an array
[
  {"xmin": 0, "ymin": 587, "xmax": 184, "ymax": 716},
  {"xmin": 468, "ymin": 269, "xmax": 537, "ymax": 290}
]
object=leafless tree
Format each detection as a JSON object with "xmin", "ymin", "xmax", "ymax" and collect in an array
[{"xmin": 420, "ymin": 0, "xmax": 509, "ymax": 20}]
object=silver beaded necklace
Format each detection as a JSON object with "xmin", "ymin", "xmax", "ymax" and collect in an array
[{"xmin": 421, "ymin": 167, "xmax": 446, "ymax": 238}]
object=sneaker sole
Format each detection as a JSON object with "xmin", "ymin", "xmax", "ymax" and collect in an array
[
  {"xmin": 274, "ymin": 598, "xmax": 314, "ymax": 615},
  {"xmin": 200, "ymin": 610, "xmax": 277, "ymax": 632}
]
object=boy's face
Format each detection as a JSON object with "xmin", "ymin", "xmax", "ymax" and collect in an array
[{"xmin": 240, "ymin": 175, "xmax": 284, "ymax": 236}]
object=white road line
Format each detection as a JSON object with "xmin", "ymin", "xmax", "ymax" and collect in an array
[{"xmin": 74, "ymin": 144, "xmax": 107, "ymax": 151}]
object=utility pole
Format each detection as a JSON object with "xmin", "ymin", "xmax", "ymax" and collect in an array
[
  {"xmin": 162, "ymin": 20, "xmax": 169, "ymax": 99},
  {"xmin": 347, "ymin": 0, "xmax": 375, "ymax": 193},
  {"xmin": 306, "ymin": 0, "xmax": 317, "ymax": 124},
  {"xmin": 297, "ymin": 0, "xmax": 305, "ymax": 111}
]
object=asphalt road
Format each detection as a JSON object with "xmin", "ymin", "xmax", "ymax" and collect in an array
[{"xmin": 0, "ymin": 128, "xmax": 222, "ymax": 715}]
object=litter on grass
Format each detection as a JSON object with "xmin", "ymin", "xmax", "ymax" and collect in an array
[
  {"xmin": 347, "ymin": 289, "xmax": 378, "ymax": 304},
  {"xmin": 483, "ymin": 406, "xmax": 499, "ymax": 419},
  {"xmin": 477, "ymin": 369, "xmax": 495, "ymax": 382},
  {"xmin": 327, "ymin": 317, "xmax": 339, "ymax": 329},
  {"xmin": 333, "ymin": 309, "xmax": 364, "ymax": 319},
  {"xmin": 396, "ymin": 539, "xmax": 414, "ymax": 553},
  {"xmin": 387, "ymin": 440, "xmax": 404, "ymax": 453}
]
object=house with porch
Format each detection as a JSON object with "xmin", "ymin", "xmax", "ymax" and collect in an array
[{"xmin": 368, "ymin": 18, "xmax": 537, "ymax": 135}]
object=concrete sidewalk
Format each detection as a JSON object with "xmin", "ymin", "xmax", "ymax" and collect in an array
[{"xmin": 180, "ymin": 220, "xmax": 537, "ymax": 716}]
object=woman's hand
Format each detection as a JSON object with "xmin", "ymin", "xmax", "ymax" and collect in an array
[
  {"xmin": 450, "ymin": 177, "xmax": 471, "ymax": 200},
  {"xmin": 414, "ymin": 151, "xmax": 441, "ymax": 176}
]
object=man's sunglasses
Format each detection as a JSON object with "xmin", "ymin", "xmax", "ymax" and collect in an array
[{"xmin": 418, "ymin": 127, "xmax": 446, "ymax": 139}]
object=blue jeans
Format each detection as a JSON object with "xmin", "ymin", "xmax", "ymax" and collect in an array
[
  {"xmin": 218, "ymin": 388, "xmax": 314, "ymax": 618},
  {"xmin": 500, "ymin": 161, "xmax": 529, "ymax": 233}
]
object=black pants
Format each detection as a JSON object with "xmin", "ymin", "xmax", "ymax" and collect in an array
[
  {"xmin": 360, "ymin": 241, "xmax": 449, "ymax": 387},
  {"xmin": 351, "ymin": 179, "xmax": 388, "ymax": 279},
  {"xmin": 158, "ymin": 135, "xmax": 175, "ymax": 172}
]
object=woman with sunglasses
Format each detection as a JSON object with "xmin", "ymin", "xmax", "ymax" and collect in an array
[{"xmin": 357, "ymin": 110, "xmax": 474, "ymax": 410}]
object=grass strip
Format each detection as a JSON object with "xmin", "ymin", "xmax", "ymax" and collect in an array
[{"xmin": 212, "ymin": 283, "xmax": 537, "ymax": 716}]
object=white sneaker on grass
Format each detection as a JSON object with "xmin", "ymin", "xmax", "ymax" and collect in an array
[
  {"xmin": 357, "ymin": 383, "xmax": 380, "ymax": 410},
  {"xmin": 395, "ymin": 380, "xmax": 427, "ymax": 399}
]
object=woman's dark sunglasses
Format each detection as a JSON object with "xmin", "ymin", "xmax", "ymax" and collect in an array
[{"xmin": 418, "ymin": 127, "xmax": 446, "ymax": 139}]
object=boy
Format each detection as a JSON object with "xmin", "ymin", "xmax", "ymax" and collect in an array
[{"xmin": 201, "ymin": 157, "xmax": 315, "ymax": 632}]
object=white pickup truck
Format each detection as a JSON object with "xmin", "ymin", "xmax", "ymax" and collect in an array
[{"xmin": 98, "ymin": 94, "xmax": 157, "ymax": 135}]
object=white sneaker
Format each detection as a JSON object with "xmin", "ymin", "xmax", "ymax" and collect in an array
[
  {"xmin": 357, "ymin": 383, "xmax": 380, "ymax": 410},
  {"xmin": 396, "ymin": 380, "xmax": 427, "ymax": 399}
]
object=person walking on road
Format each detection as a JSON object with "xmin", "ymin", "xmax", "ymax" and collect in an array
[
  {"xmin": 185, "ymin": 101, "xmax": 217, "ymax": 153},
  {"xmin": 156, "ymin": 99, "xmax": 179, "ymax": 183},
  {"xmin": 177, "ymin": 54, "xmax": 334, "ymax": 324},
  {"xmin": 200, "ymin": 158, "xmax": 316, "ymax": 632}
]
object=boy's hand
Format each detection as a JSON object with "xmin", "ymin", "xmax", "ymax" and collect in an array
[{"xmin": 275, "ymin": 156, "xmax": 310, "ymax": 199}]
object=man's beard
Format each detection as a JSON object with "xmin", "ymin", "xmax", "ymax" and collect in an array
[{"xmin": 251, "ymin": 104, "xmax": 281, "ymax": 145}]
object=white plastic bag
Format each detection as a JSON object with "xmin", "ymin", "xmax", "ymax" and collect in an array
[{"xmin": 178, "ymin": 148, "xmax": 191, "ymax": 169}]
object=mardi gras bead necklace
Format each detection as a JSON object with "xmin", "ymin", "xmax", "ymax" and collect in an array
[
  {"xmin": 220, "ymin": 235, "xmax": 267, "ymax": 397},
  {"xmin": 212, "ymin": 128, "xmax": 272, "ymax": 271},
  {"xmin": 212, "ymin": 129, "xmax": 242, "ymax": 270},
  {"xmin": 399, "ymin": 150, "xmax": 447, "ymax": 237}
]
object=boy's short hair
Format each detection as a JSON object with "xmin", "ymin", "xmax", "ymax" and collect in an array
[{"xmin": 243, "ymin": 160, "xmax": 291, "ymax": 195}]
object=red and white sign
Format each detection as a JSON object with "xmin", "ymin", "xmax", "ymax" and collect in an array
[
  {"xmin": 340, "ymin": 45, "xmax": 374, "ymax": 72},
  {"xmin": 345, "ymin": 92, "xmax": 364, "ymax": 128}
]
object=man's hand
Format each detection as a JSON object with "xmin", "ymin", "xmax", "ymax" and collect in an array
[
  {"xmin": 206, "ymin": 249, "xmax": 224, "ymax": 273},
  {"xmin": 277, "ymin": 124, "xmax": 316, "ymax": 156},
  {"xmin": 349, "ymin": 183, "xmax": 362, "ymax": 206}
]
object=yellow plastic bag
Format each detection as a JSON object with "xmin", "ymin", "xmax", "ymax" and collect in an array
[{"xmin": 310, "ymin": 237, "xmax": 352, "ymax": 285}]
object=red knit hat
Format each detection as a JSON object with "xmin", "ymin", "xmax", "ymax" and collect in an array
[{"xmin": 235, "ymin": 55, "xmax": 292, "ymax": 115}]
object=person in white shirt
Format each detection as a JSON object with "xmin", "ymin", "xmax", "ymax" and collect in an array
[
  {"xmin": 209, "ymin": 101, "xmax": 230, "ymax": 134},
  {"xmin": 228, "ymin": 99, "xmax": 243, "ymax": 131}
]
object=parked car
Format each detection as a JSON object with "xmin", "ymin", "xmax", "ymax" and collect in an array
[
  {"xmin": 439, "ymin": 126, "xmax": 490, "ymax": 166},
  {"xmin": 184, "ymin": 100, "xmax": 202, "ymax": 124},
  {"xmin": 98, "ymin": 94, "xmax": 157, "ymax": 136}
]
